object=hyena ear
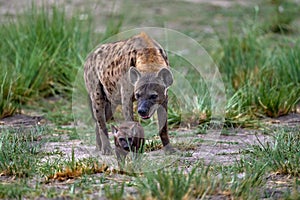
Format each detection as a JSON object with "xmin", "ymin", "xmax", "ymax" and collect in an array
[
  {"xmin": 157, "ymin": 68, "xmax": 173, "ymax": 88},
  {"xmin": 129, "ymin": 67, "xmax": 141, "ymax": 85}
]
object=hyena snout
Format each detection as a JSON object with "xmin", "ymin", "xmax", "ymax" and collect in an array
[
  {"xmin": 137, "ymin": 100, "xmax": 155, "ymax": 119},
  {"xmin": 122, "ymin": 142, "xmax": 130, "ymax": 151},
  {"xmin": 137, "ymin": 108, "xmax": 148, "ymax": 117},
  {"xmin": 120, "ymin": 138, "xmax": 133, "ymax": 151}
]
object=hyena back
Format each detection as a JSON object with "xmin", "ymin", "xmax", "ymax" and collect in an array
[{"xmin": 84, "ymin": 32, "xmax": 174, "ymax": 155}]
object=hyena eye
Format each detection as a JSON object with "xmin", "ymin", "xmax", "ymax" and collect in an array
[
  {"xmin": 119, "ymin": 138, "xmax": 127, "ymax": 144},
  {"xmin": 135, "ymin": 93, "xmax": 141, "ymax": 99},
  {"xmin": 150, "ymin": 94, "xmax": 158, "ymax": 99},
  {"xmin": 119, "ymin": 138, "xmax": 125, "ymax": 142}
]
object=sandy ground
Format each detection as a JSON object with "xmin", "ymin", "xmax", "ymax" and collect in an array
[
  {"xmin": 1, "ymin": 112, "xmax": 299, "ymax": 167},
  {"xmin": 1, "ymin": 112, "xmax": 299, "ymax": 198}
]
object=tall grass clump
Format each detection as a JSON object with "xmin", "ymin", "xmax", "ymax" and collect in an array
[
  {"xmin": 0, "ymin": 5, "xmax": 94, "ymax": 118},
  {"xmin": 218, "ymin": 23, "xmax": 300, "ymax": 122}
]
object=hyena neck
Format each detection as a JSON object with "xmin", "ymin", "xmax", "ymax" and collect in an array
[{"xmin": 136, "ymin": 64, "xmax": 169, "ymax": 74}]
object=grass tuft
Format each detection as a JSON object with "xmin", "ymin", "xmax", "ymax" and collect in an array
[
  {"xmin": 136, "ymin": 168, "xmax": 195, "ymax": 200},
  {"xmin": 44, "ymin": 149, "xmax": 108, "ymax": 182},
  {"xmin": 104, "ymin": 183, "xmax": 126, "ymax": 200},
  {"xmin": 0, "ymin": 127, "xmax": 44, "ymax": 177},
  {"xmin": 250, "ymin": 127, "xmax": 300, "ymax": 176},
  {"xmin": 0, "ymin": 183, "xmax": 32, "ymax": 199}
]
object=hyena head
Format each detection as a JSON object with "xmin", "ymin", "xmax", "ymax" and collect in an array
[
  {"xmin": 112, "ymin": 122, "xmax": 145, "ymax": 152},
  {"xmin": 129, "ymin": 67, "xmax": 173, "ymax": 119}
]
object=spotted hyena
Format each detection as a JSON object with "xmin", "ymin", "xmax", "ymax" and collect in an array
[
  {"xmin": 111, "ymin": 121, "xmax": 145, "ymax": 163},
  {"xmin": 84, "ymin": 32, "xmax": 174, "ymax": 155}
]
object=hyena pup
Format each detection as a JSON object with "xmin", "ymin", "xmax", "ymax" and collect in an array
[
  {"xmin": 84, "ymin": 32, "xmax": 174, "ymax": 155},
  {"xmin": 112, "ymin": 121, "xmax": 145, "ymax": 163}
]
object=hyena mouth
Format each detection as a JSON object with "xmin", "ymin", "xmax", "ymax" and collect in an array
[
  {"xmin": 140, "ymin": 104, "xmax": 159, "ymax": 120},
  {"xmin": 141, "ymin": 116, "xmax": 150, "ymax": 119}
]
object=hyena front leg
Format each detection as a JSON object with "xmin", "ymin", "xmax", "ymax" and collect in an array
[
  {"xmin": 90, "ymin": 85, "xmax": 113, "ymax": 155},
  {"xmin": 105, "ymin": 100, "xmax": 114, "ymax": 122},
  {"xmin": 157, "ymin": 97, "xmax": 175, "ymax": 153},
  {"xmin": 121, "ymin": 84, "xmax": 134, "ymax": 121}
]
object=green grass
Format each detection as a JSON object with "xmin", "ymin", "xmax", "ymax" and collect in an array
[
  {"xmin": 0, "ymin": 5, "xmax": 92, "ymax": 118},
  {"xmin": 104, "ymin": 183, "xmax": 126, "ymax": 200},
  {"xmin": 1, "ymin": 125, "xmax": 297, "ymax": 199},
  {"xmin": 131, "ymin": 126, "xmax": 300, "ymax": 199},
  {"xmin": 0, "ymin": 4, "xmax": 122, "ymax": 119},
  {"xmin": 219, "ymin": 23, "xmax": 300, "ymax": 123},
  {"xmin": 134, "ymin": 161, "xmax": 266, "ymax": 200},
  {"xmin": 0, "ymin": 127, "xmax": 44, "ymax": 177},
  {"xmin": 0, "ymin": 182, "xmax": 33, "ymax": 199},
  {"xmin": 249, "ymin": 127, "xmax": 300, "ymax": 176},
  {"xmin": 136, "ymin": 168, "xmax": 195, "ymax": 200}
]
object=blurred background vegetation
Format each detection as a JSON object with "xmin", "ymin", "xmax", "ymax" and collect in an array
[{"xmin": 0, "ymin": 0, "xmax": 299, "ymax": 127}]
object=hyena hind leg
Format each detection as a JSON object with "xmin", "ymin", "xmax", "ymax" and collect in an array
[
  {"xmin": 89, "ymin": 96, "xmax": 113, "ymax": 122},
  {"xmin": 89, "ymin": 84, "xmax": 113, "ymax": 154},
  {"xmin": 88, "ymin": 96, "xmax": 102, "ymax": 150}
]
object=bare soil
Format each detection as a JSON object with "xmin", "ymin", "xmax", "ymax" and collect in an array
[
  {"xmin": 1, "ymin": 112, "xmax": 300, "ymax": 199},
  {"xmin": 1, "ymin": 113, "xmax": 300, "ymax": 164}
]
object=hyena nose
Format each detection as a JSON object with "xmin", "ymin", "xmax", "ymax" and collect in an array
[
  {"xmin": 124, "ymin": 146, "xmax": 130, "ymax": 151},
  {"xmin": 138, "ymin": 108, "xmax": 148, "ymax": 116}
]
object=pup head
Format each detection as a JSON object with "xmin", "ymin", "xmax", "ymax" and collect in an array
[{"xmin": 112, "ymin": 122, "xmax": 145, "ymax": 153}]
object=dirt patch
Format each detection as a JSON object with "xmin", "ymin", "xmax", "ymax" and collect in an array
[
  {"xmin": 268, "ymin": 113, "xmax": 300, "ymax": 125},
  {"xmin": 0, "ymin": 114, "xmax": 46, "ymax": 128},
  {"xmin": 183, "ymin": 0, "xmax": 251, "ymax": 8},
  {"xmin": 2, "ymin": 112, "xmax": 295, "ymax": 170},
  {"xmin": 1, "ymin": 113, "xmax": 299, "ymax": 161},
  {"xmin": 263, "ymin": 173, "xmax": 298, "ymax": 199}
]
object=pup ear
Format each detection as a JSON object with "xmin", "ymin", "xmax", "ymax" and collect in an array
[
  {"xmin": 129, "ymin": 67, "xmax": 141, "ymax": 85},
  {"xmin": 111, "ymin": 125, "xmax": 118, "ymax": 134},
  {"xmin": 157, "ymin": 68, "xmax": 173, "ymax": 88},
  {"xmin": 111, "ymin": 125, "xmax": 119, "ymax": 144},
  {"xmin": 129, "ymin": 123, "xmax": 136, "ymax": 136},
  {"xmin": 129, "ymin": 123, "xmax": 136, "ymax": 131}
]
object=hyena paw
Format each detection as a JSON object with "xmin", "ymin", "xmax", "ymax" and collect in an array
[{"xmin": 164, "ymin": 144, "xmax": 178, "ymax": 155}]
